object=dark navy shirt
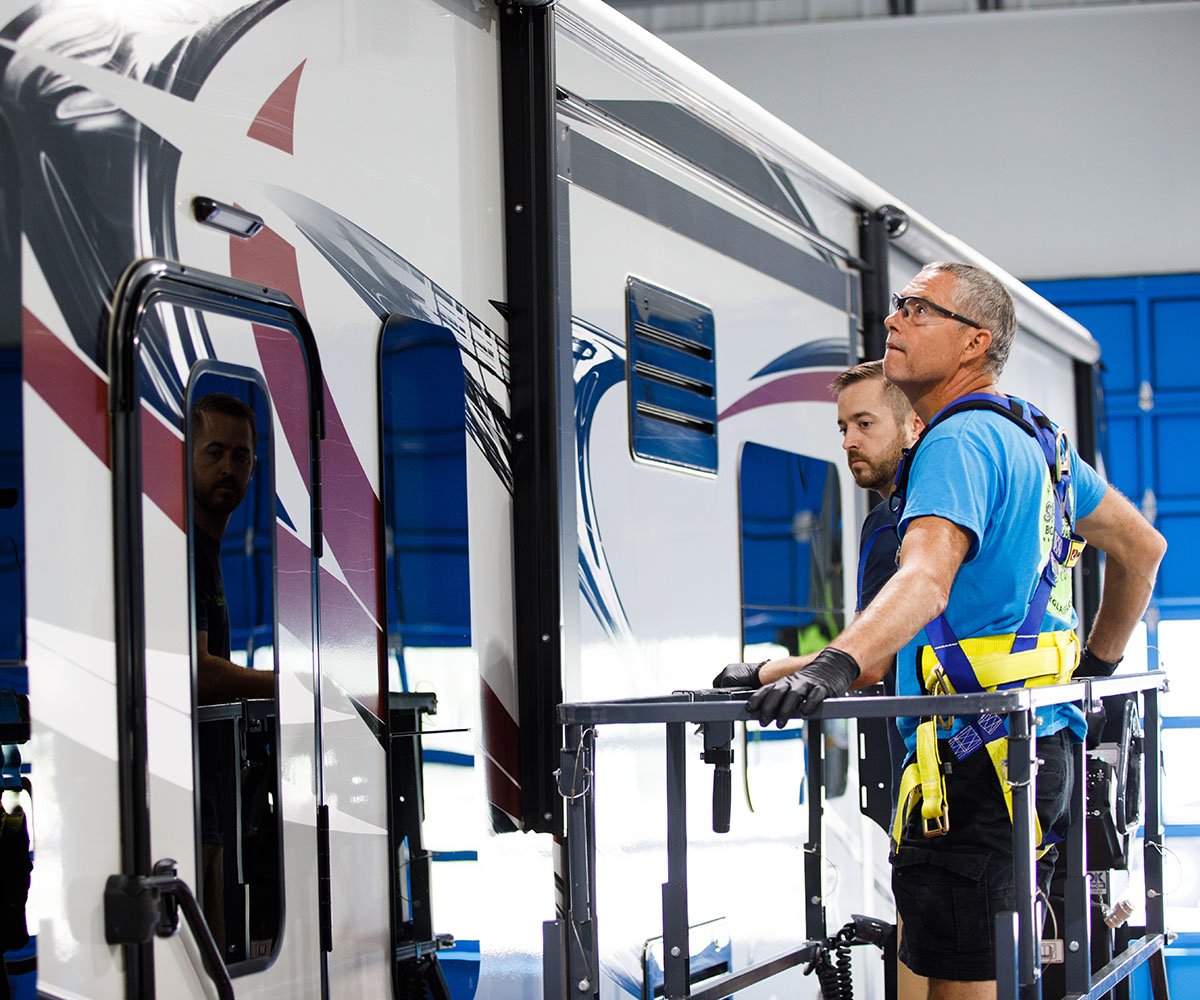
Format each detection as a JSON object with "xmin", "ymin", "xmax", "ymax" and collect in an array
[
  {"xmin": 857, "ymin": 497, "xmax": 906, "ymax": 800},
  {"xmin": 195, "ymin": 525, "xmax": 228, "ymax": 845},
  {"xmin": 194, "ymin": 526, "xmax": 230, "ymax": 660},
  {"xmin": 857, "ymin": 499, "xmax": 900, "ymax": 615}
]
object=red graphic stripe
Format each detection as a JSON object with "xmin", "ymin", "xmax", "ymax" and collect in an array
[
  {"xmin": 718, "ymin": 370, "xmax": 838, "ymax": 421},
  {"xmin": 228, "ymin": 225, "xmax": 382, "ymax": 621},
  {"xmin": 23, "ymin": 308, "xmax": 185, "ymax": 530},
  {"xmin": 481, "ymin": 679, "xmax": 522, "ymax": 821},
  {"xmin": 140, "ymin": 408, "xmax": 185, "ymax": 531},
  {"xmin": 276, "ymin": 526, "xmax": 314, "ymax": 649},
  {"xmin": 247, "ymin": 60, "xmax": 306, "ymax": 155},
  {"xmin": 23, "ymin": 307, "xmax": 108, "ymax": 464}
]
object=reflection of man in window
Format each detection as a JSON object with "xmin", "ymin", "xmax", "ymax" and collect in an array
[
  {"xmin": 192, "ymin": 392, "xmax": 272, "ymax": 957},
  {"xmin": 192, "ymin": 393, "xmax": 273, "ymax": 703}
]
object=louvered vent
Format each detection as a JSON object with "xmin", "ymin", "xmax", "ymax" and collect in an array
[{"xmin": 626, "ymin": 277, "xmax": 717, "ymax": 474}]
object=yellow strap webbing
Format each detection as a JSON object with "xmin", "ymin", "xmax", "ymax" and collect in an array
[
  {"xmin": 893, "ymin": 762, "xmax": 922, "ymax": 844},
  {"xmin": 919, "ymin": 629, "xmax": 1079, "ymax": 693},
  {"xmin": 916, "ymin": 719, "xmax": 948, "ymax": 835},
  {"xmin": 893, "ymin": 629, "xmax": 1080, "ymax": 850}
]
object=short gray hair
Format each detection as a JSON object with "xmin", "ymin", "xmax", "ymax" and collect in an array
[{"xmin": 917, "ymin": 261, "xmax": 1016, "ymax": 377}]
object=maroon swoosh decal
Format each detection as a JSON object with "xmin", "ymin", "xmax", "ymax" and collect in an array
[
  {"xmin": 227, "ymin": 225, "xmax": 382, "ymax": 617},
  {"xmin": 24, "ymin": 307, "xmax": 184, "ymax": 530},
  {"xmin": 247, "ymin": 60, "xmax": 306, "ymax": 155},
  {"xmin": 480, "ymin": 678, "xmax": 522, "ymax": 822},
  {"xmin": 140, "ymin": 408, "xmax": 185, "ymax": 531},
  {"xmin": 276, "ymin": 525, "xmax": 314, "ymax": 648},
  {"xmin": 23, "ymin": 307, "xmax": 108, "ymax": 464},
  {"xmin": 229, "ymin": 224, "xmax": 386, "ymax": 712},
  {"xmin": 718, "ymin": 371, "xmax": 837, "ymax": 421}
]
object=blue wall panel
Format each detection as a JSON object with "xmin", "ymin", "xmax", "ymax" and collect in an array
[
  {"xmin": 1033, "ymin": 274, "xmax": 1200, "ymax": 999},
  {"xmin": 1151, "ymin": 296, "xmax": 1200, "ymax": 392},
  {"xmin": 1029, "ymin": 273, "xmax": 1200, "ymax": 620}
]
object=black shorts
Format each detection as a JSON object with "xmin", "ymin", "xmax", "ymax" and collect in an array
[{"xmin": 891, "ymin": 728, "xmax": 1075, "ymax": 981}]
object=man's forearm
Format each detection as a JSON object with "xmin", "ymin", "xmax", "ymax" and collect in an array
[
  {"xmin": 835, "ymin": 562, "xmax": 952, "ymax": 686},
  {"xmin": 1076, "ymin": 488, "xmax": 1167, "ymax": 663},
  {"xmin": 1085, "ymin": 545, "xmax": 1166, "ymax": 662},
  {"xmin": 760, "ymin": 649, "xmax": 893, "ymax": 689},
  {"xmin": 198, "ymin": 652, "xmax": 275, "ymax": 705},
  {"xmin": 759, "ymin": 653, "xmax": 816, "ymax": 685}
]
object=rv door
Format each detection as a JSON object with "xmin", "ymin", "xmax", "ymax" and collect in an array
[{"xmin": 106, "ymin": 260, "xmax": 326, "ymax": 998}]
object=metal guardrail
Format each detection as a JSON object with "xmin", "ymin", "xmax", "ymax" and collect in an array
[{"xmin": 544, "ymin": 671, "xmax": 1170, "ymax": 1000}]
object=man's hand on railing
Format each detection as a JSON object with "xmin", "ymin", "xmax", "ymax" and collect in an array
[
  {"xmin": 746, "ymin": 648, "xmax": 860, "ymax": 727},
  {"xmin": 712, "ymin": 661, "xmax": 766, "ymax": 689}
]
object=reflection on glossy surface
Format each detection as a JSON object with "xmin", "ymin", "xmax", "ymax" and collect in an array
[
  {"xmin": 380, "ymin": 315, "xmax": 473, "ymax": 990},
  {"xmin": 739, "ymin": 442, "xmax": 843, "ymax": 654},
  {"xmin": 187, "ymin": 368, "xmax": 282, "ymax": 970}
]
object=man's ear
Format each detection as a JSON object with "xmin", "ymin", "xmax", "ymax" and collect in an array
[
  {"xmin": 905, "ymin": 409, "xmax": 924, "ymax": 447},
  {"xmin": 961, "ymin": 327, "xmax": 992, "ymax": 366}
]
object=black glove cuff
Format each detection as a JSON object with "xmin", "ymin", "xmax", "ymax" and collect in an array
[
  {"xmin": 818, "ymin": 647, "xmax": 862, "ymax": 684},
  {"xmin": 1078, "ymin": 646, "xmax": 1122, "ymax": 678}
]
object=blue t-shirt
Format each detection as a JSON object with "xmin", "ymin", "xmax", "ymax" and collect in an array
[{"xmin": 894, "ymin": 397, "xmax": 1108, "ymax": 755}]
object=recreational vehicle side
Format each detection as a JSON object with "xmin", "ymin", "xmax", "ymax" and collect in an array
[{"xmin": 0, "ymin": 1, "xmax": 1106, "ymax": 999}]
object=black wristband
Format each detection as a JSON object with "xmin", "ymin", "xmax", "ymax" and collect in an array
[{"xmin": 1078, "ymin": 646, "xmax": 1122, "ymax": 678}]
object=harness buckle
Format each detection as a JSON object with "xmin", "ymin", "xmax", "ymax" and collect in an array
[
  {"xmin": 923, "ymin": 804, "xmax": 949, "ymax": 838},
  {"xmin": 924, "ymin": 665, "xmax": 955, "ymax": 730}
]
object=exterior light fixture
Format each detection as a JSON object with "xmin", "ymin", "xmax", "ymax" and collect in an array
[{"xmin": 192, "ymin": 197, "xmax": 264, "ymax": 239}]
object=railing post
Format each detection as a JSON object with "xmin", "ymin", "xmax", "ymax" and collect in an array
[
  {"xmin": 1143, "ymin": 683, "xmax": 1165, "ymax": 938},
  {"xmin": 663, "ymin": 722, "xmax": 691, "ymax": 999},
  {"xmin": 1143, "ymin": 681, "xmax": 1170, "ymax": 1000},
  {"xmin": 1007, "ymin": 707, "xmax": 1040, "ymax": 995},
  {"xmin": 997, "ymin": 910, "xmax": 1020, "ymax": 1000},
  {"xmin": 555, "ymin": 724, "xmax": 597, "ymax": 999},
  {"xmin": 805, "ymin": 717, "xmax": 826, "ymax": 942},
  {"xmin": 1063, "ymin": 712, "xmax": 1092, "ymax": 996}
]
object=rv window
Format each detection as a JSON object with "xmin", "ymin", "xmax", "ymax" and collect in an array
[
  {"xmin": 186, "ymin": 366, "xmax": 282, "ymax": 971},
  {"xmin": 626, "ymin": 278, "xmax": 718, "ymax": 474},
  {"xmin": 378, "ymin": 315, "xmax": 473, "ymax": 982},
  {"xmin": 739, "ymin": 442, "xmax": 848, "ymax": 797},
  {"xmin": 739, "ymin": 442, "xmax": 844, "ymax": 661}
]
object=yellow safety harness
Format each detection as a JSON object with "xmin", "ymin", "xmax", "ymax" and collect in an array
[{"xmin": 886, "ymin": 394, "xmax": 1087, "ymax": 851}]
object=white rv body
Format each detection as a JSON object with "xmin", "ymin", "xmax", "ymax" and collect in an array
[{"xmin": 0, "ymin": 1, "xmax": 1099, "ymax": 999}]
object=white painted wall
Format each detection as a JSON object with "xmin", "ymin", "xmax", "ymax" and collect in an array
[{"xmin": 654, "ymin": 2, "xmax": 1200, "ymax": 281}]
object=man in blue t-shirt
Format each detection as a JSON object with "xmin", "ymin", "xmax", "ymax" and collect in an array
[{"xmin": 742, "ymin": 262, "xmax": 1166, "ymax": 997}]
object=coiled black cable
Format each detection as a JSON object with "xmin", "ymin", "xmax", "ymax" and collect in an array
[{"xmin": 807, "ymin": 923, "xmax": 858, "ymax": 1000}]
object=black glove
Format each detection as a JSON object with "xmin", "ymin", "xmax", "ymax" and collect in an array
[
  {"xmin": 745, "ymin": 648, "xmax": 860, "ymax": 727},
  {"xmin": 712, "ymin": 661, "xmax": 766, "ymax": 689},
  {"xmin": 1077, "ymin": 646, "xmax": 1123, "ymax": 678}
]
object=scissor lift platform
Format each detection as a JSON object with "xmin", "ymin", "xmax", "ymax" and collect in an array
[{"xmin": 545, "ymin": 671, "xmax": 1171, "ymax": 1000}]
